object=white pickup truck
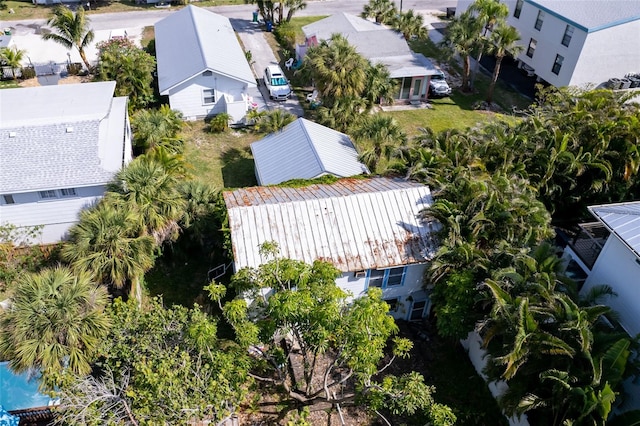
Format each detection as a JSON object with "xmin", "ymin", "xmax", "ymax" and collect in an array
[{"xmin": 429, "ymin": 71, "xmax": 452, "ymax": 97}]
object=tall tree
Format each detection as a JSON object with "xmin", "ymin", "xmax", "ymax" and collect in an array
[
  {"xmin": 468, "ymin": 0, "xmax": 509, "ymax": 88},
  {"xmin": 0, "ymin": 47, "xmax": 25, "ymax": 81},
  {"xmin": 486, "ymin": 23, "xmax": 522, "ymax": 104},
  {"xmin": 392, "ymin": 9, "xmax": 428, "ymax": 40},
  {"xmin": 212, "ymin": 243, "xmax": 456, "ymax": 425},
  {"xmin": 106, "ymin": 156, "xmax": 187, "ymax": 244},
  {"xmin": 0, "ymin": 267, "xmax": 110, "ymax": 384},
  {"xmin": 301, "ymin": 34, "xmax": 368, "ymax": 107},
  {"xmin": 62, "ymin": 202, "xmax": 156, "ymax": 303},
  {"xmin": 131, "ymin": 105, "xmax": 183, "ymax": 153},
  {"xmin": 361, "ymin": 0, "xmax": 397, "ymax": 24},
  {"xmin": 363, "ymin": 62, "xmax": 398, "ymax": 108},
  {"xmin": 57, "ymin": 298, "xmax": 250, "ymax": 425},
  {"xmin": 352, "ymin": 114, "xmax": 408, "ymax": 173},
  {"xmin": 42, "ymin": 6, "xmax": 94, "ymax": 71},
  {"xmin": 439, "ymin": 11, "xmax": 482, "ymax": 92},
  {"xmin": 96, "ymin": 38, "xmax": 156, "ymax": 112},
  {"xmin": 245, "ymin": 0, "xmax": 306, "ymax": 24},
  {"xmin": 316, "ymin": 96, "xmax": 367, "ymax": 134}
]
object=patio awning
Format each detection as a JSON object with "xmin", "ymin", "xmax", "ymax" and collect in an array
[{"xmin": 372, "ymin": 53, "xmax": 440, "ymax": 79}]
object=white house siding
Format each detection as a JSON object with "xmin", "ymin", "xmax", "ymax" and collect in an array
[
  {"xmin": 167, "ymin": 73, "xmax": 249, "ymax": 121},
  {"xmin": 571, "ymin": 20, "xmax": 640, "ymax": 86},
  {"xmin": 0, "ymin": 185, "xmax": 105, "ymax": 244},
  {"xmin": 580, "ymin": 236, "xmax": 640, "ymax": 337}
]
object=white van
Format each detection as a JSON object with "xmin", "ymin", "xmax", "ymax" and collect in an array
[{"xmin": 264, "ymin": 65, "xmax": 292, "ymax": 100}]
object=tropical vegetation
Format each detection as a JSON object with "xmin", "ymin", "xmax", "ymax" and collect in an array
[{"xmin": 41, "ymin": 6, "xmax": 94, "ymax": 71}]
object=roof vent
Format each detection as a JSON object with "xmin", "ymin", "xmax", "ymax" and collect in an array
[
  {"xmin": 8, "ymin": 131, "xmax": 16, "ymax": 138},
  {"xmin": 66, "ymin": 127, "xmax": 74, "ymax": 133}
]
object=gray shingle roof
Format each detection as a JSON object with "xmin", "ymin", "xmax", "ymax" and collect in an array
[
  {"xmin": 0, "ymin": 82, "xmax": 128, "ymax": 193},
  {"xmin": 224, "ymin": 177, "xmax": 438, "ymax": 271},
  {"xmin": 250, "ymin": 118, "xmax": 369, "ymax": 186},
  {"xmin": 372, "ymin": 53, "xmax": 439, "ymax": 78},
  {"xmin": 529, "ymin": 0, "xmax": 640, "ymax": 32},
  {"xmin": 155, "ymin": 5, "xmax": 256, "ymax": 94},
  {"xmin": 590, "ymin": 201, "xmax": 640, "ymax": 259}
]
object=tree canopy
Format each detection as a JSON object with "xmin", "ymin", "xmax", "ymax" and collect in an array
[
  {"xmin": 42, "ymin": 6, "xmax": 94, "ymax": 71},
  {"xmin": 210, "ymin": 243, "xmax": 456, "ymax": 425}
]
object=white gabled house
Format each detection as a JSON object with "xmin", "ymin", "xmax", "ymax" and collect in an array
[
  {"xmin": 250, "ymin": 118, "xmax": 369, "ymax": 186},
  {"xmin": 154, "ymin": 5, "xmax": 257, "ymax": 123},
  {"xmin": 223, "ymin": 177, "xmax": 439, "ymax": 320},
  {"xmin": 0, "ymin": 81, "xmax": 132, "ymax": 245},
  {"xmin": 299, "ymin": 13, "xmax": 440, "ymax": 103},
  {"xmin": 457, "ymin": 0, "xmax": 640, "ymax": 88}
]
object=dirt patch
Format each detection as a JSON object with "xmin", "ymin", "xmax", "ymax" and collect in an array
[
  {"xmin": 58, "ymin": 75, "xmax": 93, "ymax": 85},
  {"xmin": 19, "ymin": 78, "xmax": 40, "ymax": 87}
]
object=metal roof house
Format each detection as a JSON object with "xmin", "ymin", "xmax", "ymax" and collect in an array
[
  {"xmin": 299, "ymin": 13, "xmax": 439, "ymax": 103},
  {"xmin": 0, "ymin": 81, "xmax": 132, "ymax": 245},
  {"xmin": 562, "ymin": 201, "xmax": 640, "ymax": 411},
  {"xmin": 250, "ymin": 118, "xmax": 369, "ymax": 186},
  {"xmin": 155, "ymin": 5, "xmax": 257, "ymax": 123},
  {"xmin": 457, "ymin": 0, "xmax": 640, "ymax": 87},
  {"xmin": 223, "ymin": 177, "xmax": 439, "ymax": 320}
]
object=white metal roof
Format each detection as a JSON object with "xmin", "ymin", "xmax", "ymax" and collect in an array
[
  {"xmin": 154, "ymin": 5, "xmax": 256, "ymax": 94},
  {"xmin": 302, "ymin": 13, "xmax": 383, "ymax": 41},
  {"xmin": 529, "ymin": 0, "xmax": 640, "ymax": 32},
  {"xmin": 0, "ymin": 82, "xmax": 128, "ymax": 193},
  {"xmin": 250, "ymin": 118, "xmax": 369, "ymax": 186},
  {"xmin": 224, "ymin": 178, "xmax": 438, "ymax": 272},
  {"xmin": 590, "ymin": 201, "xmax": 640, "ymax": 259},
  {"xmin": 0, "ymin": 81, "xmax": 116, "ymax": 128}
]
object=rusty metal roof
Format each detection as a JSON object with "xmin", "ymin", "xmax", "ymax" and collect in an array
[{"xmin": 224, "ymin": 177, "xmax": 438, "ymax": 272}]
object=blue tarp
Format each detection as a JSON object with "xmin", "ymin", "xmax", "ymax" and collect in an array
[{"xmin": 0, "ymin": 362, "xmax": 50, "ymax": 412}]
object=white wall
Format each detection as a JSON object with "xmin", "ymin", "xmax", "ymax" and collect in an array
[
  {"xmin": 581, "ymin": 236, "xmax": 640, "ymax": 337},
  {"xmin": 167, "ymin": 72, "xmax": 250, "ymax": 120},
  {"xmin": 0, "ymin": 185, "xmax": 105, "ymax": 244},
  {"xmin": 335, "ymin": 264, "xmax": 430, "ymax": 320}
]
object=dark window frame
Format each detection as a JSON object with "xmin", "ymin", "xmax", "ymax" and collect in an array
[
  {"xmin": 561, "ymin": 25, "xmax": 574, "ymax": 47},
  {"xmin": 552, "ymin": 54, "xmax": 564, "ymax": 75},
  {"xmin": 514, "ymin": 0, "xmax": 524, "ymax": 18},
  {"xmin": 526, "ymin": 38, "xmax": 537, "ymax": 58},
  {"xmin": 534, "ymin": 10, "xmax": 545, "ymax": 30}
]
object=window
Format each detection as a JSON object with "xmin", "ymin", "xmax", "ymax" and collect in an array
[
  {"xmin": 2, "ymin": 194, "xmax": 15, "ymax": 204},
  {"xmin": 60, "ymin": 188, "xmax": 77, "ymax": 197},
  {"xmin": 551, "ymin": 54, "xmax": 564, "ymax": 75},
  {"xmin": 514, "ymin": 0, "xmax": 523, "ymax": 18},
  {"xmin": 202, "ymin": 89, "xmax": 215, "ymax": 104},
  {"xmin": 534, "ymin": 10, "xmax": 545, "ymax": 30},
  {"xmin": 526, "ymin": 38, "xmax": 537, "ymax": 58},
  {"xmin": 368, "ymin": 269, "xmax": 384, "ymax": 288},
  {"xmin": 353, "ymin": 270, "xmax": 366, "ymax": 278},
  {"xmin": 366, "ymin": 267, "xmax": 406, "ymax": 289},
  {"xmin": 384, "ymin": 298, "xmax": 399, "ymax": 313},
  {"xmin": 39, "ymin": 190, "xmax": 57, "ymax": 199},
  {"xmin": 561, "ymin": 25, "xmax": 574, "ymax": 47}
]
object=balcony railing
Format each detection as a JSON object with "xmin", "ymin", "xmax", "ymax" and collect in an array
[{"xmin": 567, "ymin": 222, "xmax": 610, "ymax": 270}]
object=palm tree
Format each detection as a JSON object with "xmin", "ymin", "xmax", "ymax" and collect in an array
[
  {"xmin": 284, "ymin": 0, "xmax": 307, "ymax": 22},
  {"xmin": 468, "ymin": 0, "xmax": 509, "ymax": 88},
  {"xmin": 486, "ymin": 23, "xmax": 522, "ymax": 105},
  {"xmin": 439, "ymin": 11, "xmax": 482, "ymax": 92},
  {"xmin": 0, "ymin": 47, "xmax": 25, "ymax": 81},
  {"xmin": 254, "ymin": 109, "xmax": 296, "ymax": 133},
  {"xmin": 179, "ymin": 180, "xmax": 221, "ymax": 249},
  {"xmin": 131, "ymin": 105, "xmax": 183, "ymax": 153},
  {"xmin": 363, "ymin": 62, "xmax": 397, "ymax": 108},
  {"xmin": 42, "ymin": 6, "xmax": 94, "ymax": 71},
  {"xmin": 352, "ymin": 115, "xmax": 407, "ymax": 172},
  {"xmin": 361, "ymin": 0, "xmax": 397, "ymax": 24},
  {"xmin": 316, "ymin": 96, "xmax": 367, "ymax": 134},
  {"xmin": 0, "ymin": 267, "xmax": 110, "ymax": 381},
  {"xmin": 302, "ymin": 34, "xmax": 368, "ymax": 107},
  {"xmin": 62, "ymin": 202, "xmax": 155, "ymax": 304},
  {"xmin": 106, "ymin": 157, "xmax": 186, "ymax": 244},
  {"xmin": 392, "ymin": 10, "xmax": 428, "ymax": 40}
]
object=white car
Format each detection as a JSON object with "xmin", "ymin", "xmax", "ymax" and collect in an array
[
  {"xmin": 264, "ymin": 65, "xmax": 292, "ymax": 101},
  {"xmin": 429, "ymin": 71, "xmax": 452, "ymax": 97}
]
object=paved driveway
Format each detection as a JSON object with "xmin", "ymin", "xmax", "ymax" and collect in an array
[{"xmin": 231, "ymin": 18, "xmax": 304, "ymax": 117}]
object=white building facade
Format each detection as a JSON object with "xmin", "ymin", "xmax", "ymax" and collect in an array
[
  {"xmin": 457, "ymin": 0, "xmax": 640, "ymax": 87},
  {"xmin": 0, "ymin": 82, "xmax": 132, "ymax": 245}
]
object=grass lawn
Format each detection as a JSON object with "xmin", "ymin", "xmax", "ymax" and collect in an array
[
  {"xmin": 182, "ymin": 121, "xmax": 260, "ymax": 189},
  {"xmin": 0, "ymin": 79, "xmax": 21, "ymax": 89},
  {"xmin": 0, "ymin": 0, "xmax": 244, "ymax": 21}
]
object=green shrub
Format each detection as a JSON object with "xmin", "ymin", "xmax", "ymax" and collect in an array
[
  {"xmin": 20, "ymin": 66, "xmax": 35, "ymax": 79},
  {"xmin": 274, "ymin": 21, "xmax": 296, "ymax": 52},
  {"xmin": 67, "ymin": 62, "xmax": 83, "ymax": 76},
  {"xmin": 208, "ymin": 113, "xmax": 232, "ymax": 133}
]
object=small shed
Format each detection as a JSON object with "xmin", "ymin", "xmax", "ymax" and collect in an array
[{"xmin": 250, "ymin": 118, "xmax": 369, "ymax": 186}]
